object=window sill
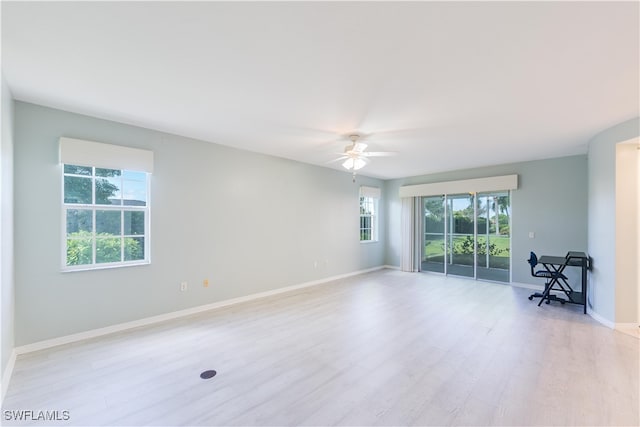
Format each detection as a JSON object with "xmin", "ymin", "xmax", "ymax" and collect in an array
[
  {"xmin": 62, "ymin": 260, "xmax": 150, "ymax": 273},
  {"xmin": 360, "ymin": 240, "xmax": 379, "ymax": 245}
]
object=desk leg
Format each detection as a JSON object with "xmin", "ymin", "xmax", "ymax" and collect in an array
[{"xmin": 583, "ymin": 261, "xmax": 587, "ymax": 314}]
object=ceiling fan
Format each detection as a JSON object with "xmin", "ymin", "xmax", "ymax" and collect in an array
[{"xmin": 332, "ymin": 134, "xmax": 397, "ymax": 181}]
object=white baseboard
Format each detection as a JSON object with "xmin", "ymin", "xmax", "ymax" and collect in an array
[
  {"xmin": 588, "ymin": 308, "xmax": 615, "ymax": 329},
  {"xmin": 383, "ymin": 264, "xmax": 400, "ymax": 270},
  {"xmin": 15, "ymin": 266, "xmax": 388, "ymax": 355},
  {"xmin": 1, "ymin": 349, "xmax": 17, "ymax": 405}
]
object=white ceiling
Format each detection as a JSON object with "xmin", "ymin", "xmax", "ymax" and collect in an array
[{"xmin": 2, "ymin": 1, "xmax": 638, "ymax": 179}]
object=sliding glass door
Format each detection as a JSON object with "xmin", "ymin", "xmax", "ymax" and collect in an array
[
  {"xmin": 476, "ymin": 192, "xmax": 511, "ymax": 282},
  {"xmin": 422, "ymin": 196, "xmax": 445, "ymax": 273},
  {"xmin": 420, "ymin": 192, "xmax": 511, "ymax": 283},
  {"xmin": 446, "ymin": 194, "xmax": 475, "ymax": 278}
]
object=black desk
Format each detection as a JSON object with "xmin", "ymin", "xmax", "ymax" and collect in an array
[{"xmin": 538, "ymin": 252, "xmax": 590, "ymax": 314}]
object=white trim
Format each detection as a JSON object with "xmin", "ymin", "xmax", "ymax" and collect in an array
[
  {"xmin": 588, "ymin": 308, "xmax": 615, "ymax": 329},
  {"xmin": 383, "ymin": 264, "xmax": 401, "ymax": 270},
  {"xmin": 61, "ymin": 260, "xmax": 151, "ymax": 273},
  {"xmin": 15, "ymin": 266, "xmax": 388, "ymax": 355},
  {"xmin": 1, "ymin": 349, "xmax": 17, "ymax": 405},
  {"xmin": 399, "ymin": 174, "xmax": 518, "ymax": 198}
]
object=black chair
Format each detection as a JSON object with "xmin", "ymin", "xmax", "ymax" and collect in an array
[{"xmin": 527, "ymin": 251, "xmax": 567, "ymax": 305}]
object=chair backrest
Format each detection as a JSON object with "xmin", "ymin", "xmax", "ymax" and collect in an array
[{"xmin": 527, "ymin": 251, "xmax": 538, "ymax": 275}]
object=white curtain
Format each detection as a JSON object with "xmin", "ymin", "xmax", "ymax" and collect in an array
[{"xmin": 401, "ymin": 197, "xmax": 422, "ymax": 272}]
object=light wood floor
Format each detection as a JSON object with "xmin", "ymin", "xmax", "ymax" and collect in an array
[{"xmin": 3, "ymin": 270, "xmax": 639, "ymax": 426}]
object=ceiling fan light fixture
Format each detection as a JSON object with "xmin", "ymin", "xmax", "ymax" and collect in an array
[{"xmin": 342, "ymin": 157, "xmax": 366, "ymax": 171}]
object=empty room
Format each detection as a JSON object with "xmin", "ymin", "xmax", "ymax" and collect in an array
[{"xmin": 1, "ymin": 1, "xmax": 639, "ymax": 426}]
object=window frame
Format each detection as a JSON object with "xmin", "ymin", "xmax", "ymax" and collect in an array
[
  {"xmin": 61, "ymin": 164, "xmax": 151, "ymax": 272},
  {"xmin": 359, "ymin": 194, "xmax": 379, "ymax": 243}
]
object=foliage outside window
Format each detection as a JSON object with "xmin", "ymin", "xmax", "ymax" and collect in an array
[
  {"xmin": 360, "ymin": 196, "xmax": 378, "ymax": 242},
  {"xmin": 422, "ymin": 193, "xmax": 511, "ymax": 271},
  {"xmin": 63, "ymin": 164, "xmax": 149, "ymax": 270}
]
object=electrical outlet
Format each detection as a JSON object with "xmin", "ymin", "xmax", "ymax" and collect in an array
[
  {"xmin": 180, "ymin": 281, "xmax": 188, "ymax": 291},
  {"xmin": 529, "ymin": 231, "xmax": 535, "ymax": 238},
  {"xmin": 203, "ymin": 279, "xmax": 209, "ymax": 288}
]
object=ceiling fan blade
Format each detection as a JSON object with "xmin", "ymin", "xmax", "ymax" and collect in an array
[
  {"xmin": 326, "ymin": 156, "xmax": 349, "ymax": 164},
  {"xmin": 361, "ymin": 126, "xmax": 435, "ymax": 140},
  {"xmin": 362, "ymin": 151, "xmax": 398, "ymax": 157}
]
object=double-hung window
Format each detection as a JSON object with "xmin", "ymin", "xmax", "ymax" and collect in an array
[
  {"xmin": 359, "ymin": 186, "xmax": 380, "ymax": 242},
  {"xmin": 60, "ymin": 138, "xmax": 153, "ymax": 271}
]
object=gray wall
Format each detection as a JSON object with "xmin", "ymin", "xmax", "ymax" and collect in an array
[
  {"xmin": 384, "ymin": 155, "xmax": 589, "ymax": 285},
  {"xmin": 13, "ymin": 102, "xmax": 386, "ymax": 346},
  {"xmin": 1, "ymin": 77, "xmax": 15, "ymax": 380},
  {"xmin": 588, "ymin": 117, "xmax": 640, "ymax": 323}
]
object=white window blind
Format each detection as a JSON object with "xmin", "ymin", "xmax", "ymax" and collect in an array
[{"xmin": 59, "ymin": 137, "xmax": 154, "ymax": 173}]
